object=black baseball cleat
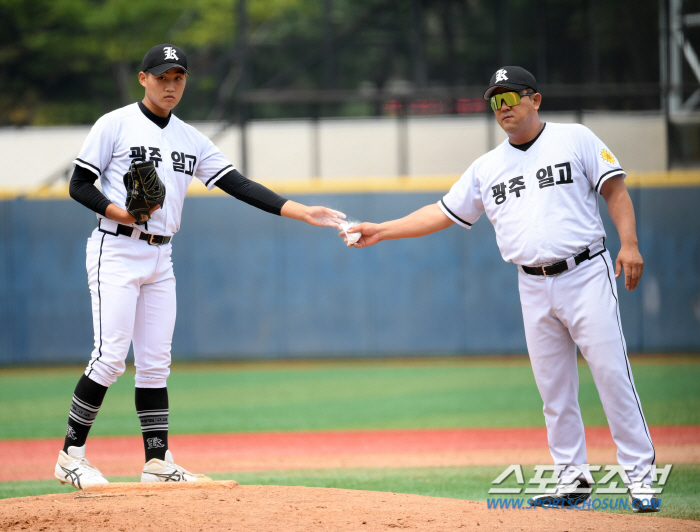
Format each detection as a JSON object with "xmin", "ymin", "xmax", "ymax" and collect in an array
[
  {"xmin": 527, "ymin": 478, "xmax": 591, "ymax": 509},
  {"xmin": 628, "ymin": 482, "xmax": 661, "ymax": 513}
]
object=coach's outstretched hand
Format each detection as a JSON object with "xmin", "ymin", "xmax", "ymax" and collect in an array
[
  {"xmin": 281, "ymin": 201, "xmax": 345, "ymax": 228},
  {"xmin": 341, "ymin": 222, "xmax": 381, "ymax": 248},
  {"xmin": 340, "ymin": 204, "xmax": 455, "ymax": 248}
]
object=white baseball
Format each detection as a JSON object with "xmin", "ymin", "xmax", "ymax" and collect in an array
[{"xmin": 340, "ymin": 222, "xmax": 361, "ymax": 245}]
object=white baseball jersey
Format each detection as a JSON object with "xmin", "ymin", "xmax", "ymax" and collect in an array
[
  {"xmin": 439, "ymin": 123, "xmax": 624, "ymax": 266},
  {"xmin": 438, "ymin": 120, "xmax": 655, "ymax": 485},
  {"xmin": 73, "ymin": 102, "xmax": 234, "ymax": 236}
]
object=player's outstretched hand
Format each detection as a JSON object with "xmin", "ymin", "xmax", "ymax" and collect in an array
[
  {"xmin": 615, "ymin": 244, "xmax": 644, "ymax": 291},
  {"xmin": 340, "ymin": 222, "xmax": 381, "ymax": 248},
  {"xmin": 280, "ymin": 201, "xmax": 345, "ymax": 228},
  {"xmin": 303, "ymin": 206, "xmax": 346, "ymax": 228}
]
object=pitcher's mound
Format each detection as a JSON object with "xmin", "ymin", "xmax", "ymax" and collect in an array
[
  {"xmin": 80, "ymin": 479, "xmax": 238, "ymax": 495},
  {"xmin": 1, "ymin": 484, "xmax": 697, "ymax": 531}
]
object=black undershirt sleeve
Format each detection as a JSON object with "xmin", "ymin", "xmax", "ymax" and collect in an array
[
  {"xmin": 215, "ymin": 169, "xmax": 289, "ymax": 215},
  {"xmin": 69, "ymin": 165, "xmax": 289, "ymax": 217},
  {"xmin": 69, "ymin": 165, "xmax": 112, "ymax": 216}
]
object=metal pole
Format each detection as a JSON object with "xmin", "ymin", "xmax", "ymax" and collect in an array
[
  {"xmin": 660, "ymin": 0, "xmax": 668, "ymax": 112},
  {"xmin": 323, "ymin": 0, "xmax": 334, "ymax": 90},
  {"xmin": 398, "ymin": 99, "xmax": 409, "ymax": 178},
  {"xmin": 589, "ymin": 0, "xmax": 600, "ymax": 83},
  {"xmin": 311, "ymin": 108, "xmax": 321, "ymax": 180},
  {"xmin": 237, "ymin": 0, "xmax": 249, "ymax": 175},
  {"xmin": 536, "ymin": 0, "xmax": 547, "ymax": 83},
  {"xmin": 410, "ymin": 0, "xmax": 427, "ymax": 88},
  {"xmin": 497, "ymin": 0, "xmax": 511, "ymax": 65},
  {"xmin": 660, "ymin": 0, "xmax": 672, "ymax": 169},
  {"xmin": 669, "ymin": 0, "xmax": 683, "ymax": 113}
]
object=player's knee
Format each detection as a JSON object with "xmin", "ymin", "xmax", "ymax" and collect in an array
[
  {"xmin": 588, "ymin": 362, "xmax": 629, "ymax": 387},
  {"xmin": 85, "ymin": 362, "xmax": 124, "ymax": 387},
  {"xmin": 135, "ymin": 367, "xmax": 170, "ymax": 388}
]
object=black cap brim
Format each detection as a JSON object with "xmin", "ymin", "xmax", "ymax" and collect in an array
[
  {"xmin": 145, "ymin": 63, "xmax": 189, "ymax": 76},
  {"xmin": 483, "ymin": 82, "xmax": 532, "ymax": 100}
]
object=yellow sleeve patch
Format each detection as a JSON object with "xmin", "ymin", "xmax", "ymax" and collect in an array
[{"xmin": 600, "ymin": 148, "xmax": 616, "ymax": 165}]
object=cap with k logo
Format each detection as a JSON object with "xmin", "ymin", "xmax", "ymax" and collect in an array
[
  {"xmin": 484, "ymin": 66, "xmax": 537, "ymax": 99},
  {"xmin": 141, "ymin": 44, "xmax": 189, "ymax": 75}
]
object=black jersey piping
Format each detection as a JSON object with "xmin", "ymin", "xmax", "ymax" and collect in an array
[
  {"xmin": 599, "ymin": 253, "xmax": 656, "ymax": 466},
  {"xmin": 205, "ymin": 165, "xmax": 234, "ymax": 187},
  {"xmin": 440, "ymin": 200, "xmax": 472, "ymax": 226},
  {"xmin": 76, "ymin": 159, "xmax": 101, "ymax": 175},
  {"xmin": 87, "ymin": 232, "xmax": 107, "ymax": 378},
  {"xmin": 595, "ymin": 169, "xmax": 624, "ymax": 193}
]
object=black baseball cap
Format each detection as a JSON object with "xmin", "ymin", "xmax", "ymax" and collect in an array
[
  {"xmin": 140, "ymin": 44, "xmax": 189, "ymax": 75},
  {"xmin": 483, "ymin": 66, "xmax": 537, "ymax": 99}
]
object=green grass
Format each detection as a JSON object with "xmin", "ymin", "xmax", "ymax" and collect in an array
[
  {"xmin": 220, "ymin": 464, "xmax": 700, "ymax": 520},
  {"xmin": 1, "ymin": 356, "xmax": 699, "ymax": 439},
  {"xmin": 3, "ymin": 465, "xmax": 698, "ymax": 520},
  {"xmin": 1, "ymin": 357, "xmax": 698, "ymax": 520}
]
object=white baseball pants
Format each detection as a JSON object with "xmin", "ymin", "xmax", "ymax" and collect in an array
[
  {"xmin": 83, "ymin": 225, "xmax": 176, "ymax": 389},
  {"xmin": 518, "ymin": 245, "xmax": 655, "ymax": 485}
]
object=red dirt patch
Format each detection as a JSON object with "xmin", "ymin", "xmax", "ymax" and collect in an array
[
  {"xmin": 2, "ymin": 483, "xmax": 698, "ymax": 532},
  {"xmin": 3, "ymin": 425, "xmax": 699, "ymax": 482}
]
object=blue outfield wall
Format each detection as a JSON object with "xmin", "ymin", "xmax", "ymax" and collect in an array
[{"xmin": 0, "ymin": 188, "xmax": 699, "ymax": 365}]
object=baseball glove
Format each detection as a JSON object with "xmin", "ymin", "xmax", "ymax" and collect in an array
[{"xmin": 123, "ymin": 160, "xmax": 166, "ymax": 225}]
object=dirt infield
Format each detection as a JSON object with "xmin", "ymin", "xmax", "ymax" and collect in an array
[
  {"xmin": 2, "ymin": 482, "xmax": 699, "ymax": 531},
  {"xmin": 3, "ymin": 425, "xmax": 698, "ymax": 482},
  {"xmin": 3, "ymin": 426, "xmax": 699, "ymax": 530}
]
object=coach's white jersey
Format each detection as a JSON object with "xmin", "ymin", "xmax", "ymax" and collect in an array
[
  {"xmin": 73, "ymin": 103, "xmax": 233, "ymax": 236},
  {"xmin": 439, "ymin": 122, "xmax": 624, "ymax": 266}
]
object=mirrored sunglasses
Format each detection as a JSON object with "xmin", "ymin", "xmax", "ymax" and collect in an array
[{"xmin": 490, "ymin": 91, "xmax": 535, "ymax": 111}]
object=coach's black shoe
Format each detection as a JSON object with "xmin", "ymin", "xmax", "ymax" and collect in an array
[
  {"xmin": 628, "ymin": 482, "xmax": 661, "ymax": 513},
  {"xmin": 527, "ymin": 478, "xmax": 591, "ymax": 509}
]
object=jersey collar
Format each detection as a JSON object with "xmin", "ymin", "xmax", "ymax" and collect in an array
[
  {"xmin": 138, "ymin": 101, "xmax": 171, "ymax": 129},
  {"xmin": 509, "ymin": 122, "xmax": 546, "ymax": 152}
]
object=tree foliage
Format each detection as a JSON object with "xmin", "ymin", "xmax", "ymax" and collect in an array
[{"xmin": 0, "ymin": 0, "xmax": 672, "ymax": 125}]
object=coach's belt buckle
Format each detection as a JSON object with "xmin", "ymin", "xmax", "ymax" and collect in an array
[{"xmin": 541, "ymin": 261, "xmax": 565, "ymax": 277}]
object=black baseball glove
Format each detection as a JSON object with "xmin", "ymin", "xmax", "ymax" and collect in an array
[{"xmin": 123, "ymin": 160, "xmax": 166, "ymax": 225}]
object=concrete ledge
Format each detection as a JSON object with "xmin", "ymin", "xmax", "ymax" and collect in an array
[{"xmin": 2, "ymin": 171, "xmax": 699, "ymax": 201}]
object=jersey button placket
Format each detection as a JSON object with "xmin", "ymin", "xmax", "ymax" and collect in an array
[
  {"xmin": 528, "ymin": 157, "xmax": 545, "ymax": 264},
  {"xmin": 526, "ymin": 166, "xmax": 539, "ymax": 229},
  {"xmin": 160, "ymin": 133, "xmax": 171, "ymax": 235}
]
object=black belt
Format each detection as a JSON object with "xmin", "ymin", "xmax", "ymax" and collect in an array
[
  {"xmin": 100, "ymin": 223, "xmax": 172, "ymax": 246},
  {"xmin": 522, "ymin": 248, "xmax": 592, "ymax": 277}
]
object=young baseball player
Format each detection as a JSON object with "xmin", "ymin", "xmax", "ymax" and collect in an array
[
  {"xmin": 344, "ymin": 67, "xmax": 660, "ymax": 513},
  {"xmin": 55, "ymin": 44, "xmax": 344, "ymax": 489}
]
